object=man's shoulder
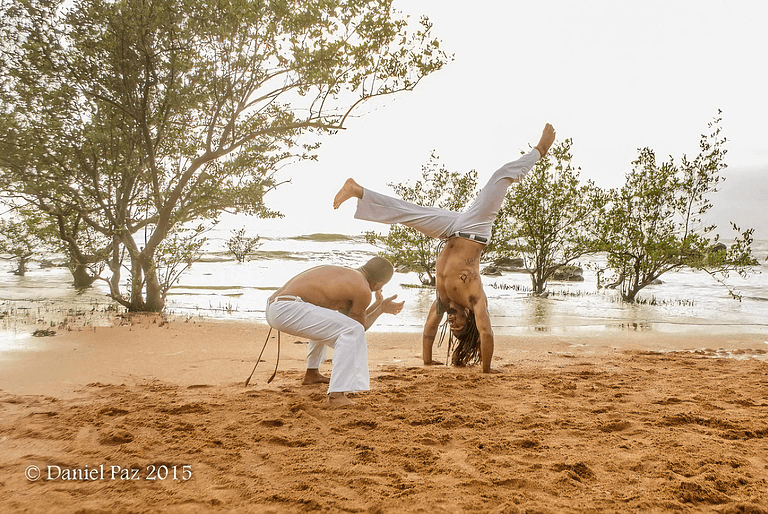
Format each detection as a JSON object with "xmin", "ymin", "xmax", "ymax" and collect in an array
[
  {"xmin": 303, "ymin": 264, "xmax": 354, "ymax": 278},
  {"xmin": 326, "ymin": 265, "xmax": 366, "ymax": 280},
  {"xmin": 314, "ymin": 266, "xmax": 369, "ymax": 291}
]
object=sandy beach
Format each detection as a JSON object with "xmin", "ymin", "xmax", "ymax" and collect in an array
[{"xmin": 1, "ymin": 316, "xmax": 767, "ymax": 513}]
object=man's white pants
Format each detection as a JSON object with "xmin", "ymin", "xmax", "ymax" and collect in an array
[
  {"xmin": 354, "ymin": 149, "xmax": 540, "ymax": 241},
  {"xmin": 265, "ymin": 299, "xmax": 369, "ymax": 393}
]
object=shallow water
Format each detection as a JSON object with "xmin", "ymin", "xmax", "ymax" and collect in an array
[{"xmin": 2, "ymin": 233, "xmax": 767, "ymax": 353}]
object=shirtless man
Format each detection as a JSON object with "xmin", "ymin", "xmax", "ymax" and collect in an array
[
  {"xmin": 333, "ymin": 124, "xmax": 556, "ymax": 373},
  {"xmin": 265, "ymin": 257, "xmax": 404, "ymax": 406}
]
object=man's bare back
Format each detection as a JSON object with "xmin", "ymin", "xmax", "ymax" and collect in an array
[{"xmin": 272, "ymin": 266, "xmax": 371, "ymax": 321}]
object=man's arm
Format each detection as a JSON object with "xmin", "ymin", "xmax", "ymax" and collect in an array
[
  {"xmin": 345, "ymin": 289, "xmax": 370, "ymax": 328},
  {"xmin": 347, "ymin": 289, "xmax": 403, "ymax": 331},
  {"xmin": 366, "ymin": 290, "xmax": 383, "ymax": 316},
  {"xmin": 472, "ymin": 294, "xmax": 496, "ymax": 373},
  {"xmin": 422, "ymin": 300, "xmax": 443, "ymax": 365}
]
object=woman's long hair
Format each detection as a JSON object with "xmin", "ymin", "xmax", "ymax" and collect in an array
[{"xmin": 438, "ymin": 310, "xmax": 481, "ymax": 366}]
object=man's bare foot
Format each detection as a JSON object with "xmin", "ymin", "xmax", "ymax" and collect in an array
[
  {"xmin": 333, "ymin": 178, "xmax": 363, "ymax": 209},
  {"xmin": 534, "ymin": 123, "xmax": 556, "ymax": 157},
  {"xmin": 302, "ymin": 369, "xmax": 330, "ymax": 385},
  {"xmin": 326, "ymin": 392, "xmax": 354, "ymax": 407},
  {"xmin": 423, "ymin": 359, "xmax": 444, "ymax": 366}
]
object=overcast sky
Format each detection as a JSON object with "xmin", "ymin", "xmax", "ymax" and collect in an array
[{"xmin": 254, "ymin": 0, "xmax": 768, "ymax": 240}]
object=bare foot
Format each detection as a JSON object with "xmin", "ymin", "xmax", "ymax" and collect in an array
[
  {"xmin": 302, "ymin": 369, "xmax": 330, "ymax": 385},
  {"xmin": 326, "ymin": 392, "xmax": 354, "ymax": 407},
  {"xmin": 534, "ymin": 123, "xmax": 556, "ymax": 157},
  {"xmin": 423, "ymin": 359, "xmax": 444, "ymax": 366},
  {"xmin": 333, "ymin": 178, "xmax": 363, "ymax": 209}
]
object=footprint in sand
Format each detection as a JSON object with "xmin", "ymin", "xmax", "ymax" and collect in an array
[
  {"xmin": 98, "ymin": 428, "xmax": 134, "ymax": 446},
  {"xmin": 98, "ymin": 406, "xmax": 130, "ymax": 416},
  {"xmin": 598, "ymin": 420, "xmax": 632, "ymax": 433},
  {"xmin": 551, "ymin": 462, "xmax": 596, "ymax": 481},
  {"xmin": 163, "ymin": 403, "xmax": 209, "ymax": 415}
]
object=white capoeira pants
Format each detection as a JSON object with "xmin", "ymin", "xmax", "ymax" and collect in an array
[
  {"xmin": 265, "ymin": 297, "xmax": 369, "ymax": 394},
  {"xmin": 354, "ymin": 149, "xmax": 540, "ymax": 241}
]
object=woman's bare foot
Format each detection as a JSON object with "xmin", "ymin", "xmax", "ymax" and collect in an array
[
  {"xmin": 302, "ymin": 369, "xmax": 330, "ymax": 385},
  {"xmin": 333, "ymin": 178, "xmax": 363, "ymax": 209},
  {"xmin": 326, "ymin": 392, "xmax": 354, "ymax": 407},
  {"xmin": 534, "ymin": 123, "xmax": 556, "ymax": 157}
]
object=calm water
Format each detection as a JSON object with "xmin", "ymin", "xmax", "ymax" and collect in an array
[{"xmin": 2, "ymin": 230, "xmax": 768, "ymax": 352}]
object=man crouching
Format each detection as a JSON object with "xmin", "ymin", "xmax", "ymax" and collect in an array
[{"xmin": 265, "ymin": 257, "xmax": 404, "ymax": 406}]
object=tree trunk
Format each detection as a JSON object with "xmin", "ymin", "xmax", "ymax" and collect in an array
[
  {"xmin": 622, "ymin": 282, "xmax": 640, "ymax": 302},
  {"xmin": 14, "ymin": 255, "xmax": 31, "ymax": 276},
  {"xmin": 530, "ymin": 271, "xmax": 547, "ymax": 295},
  {"xmin": 622, "ymin": 290, "xmax": 638, "ymax": 302},
  {"xmin": 137, "ymin": 249, "xmax": 165, "ymax": 313},
  {"xmin": 143, "ymin": 265, "xmax": 165, "ymax": 312},
  {"xmin": 128, "ymin": 256, "xmax": 146, "ymax": 311},
  {"xmin": 56, "ymin": 215, "xmax": 99, "ymax": 289},
  {"xmin": 107, "ymin": 240, "xmax": 125, "ymax": 307},
  {"xmin": 65, "ymin": 250, "xmax": 98, "ymax": 288},
  {"xmin": 71, "ymin": 263, "xmax": 97, "ymax": 288}
]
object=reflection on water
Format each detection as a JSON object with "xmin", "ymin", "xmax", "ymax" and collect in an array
[
  {"xmin": 530, "ymin": 296, "xmax": 551, "ymax": 329},
  {"xmin": 0, "ymin": 329, "xmax": 32, "ymax": 353},
  {"xmin": 611, "ymin": 322, "xmax": 653, "ymax": 331},
  {"xmin": 0, "ymin": 266, "xmax": 123, "ymax": 352}
]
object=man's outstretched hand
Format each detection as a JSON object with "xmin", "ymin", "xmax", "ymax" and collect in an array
[{"xmin": 381, "ymin": 294, "xmax": 404, "ymax": 315}]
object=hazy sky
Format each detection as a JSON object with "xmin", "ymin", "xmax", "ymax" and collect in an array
[{"xmin": 253, "ymin": 0, "xmax": 768, "ymax": 239}]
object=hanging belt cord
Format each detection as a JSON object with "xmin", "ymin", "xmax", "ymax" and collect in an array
[{"xmin": 244, "ymin": 328, "xmax": 281, "ymax": 387}]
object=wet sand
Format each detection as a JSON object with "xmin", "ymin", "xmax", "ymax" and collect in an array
[{"xmin": 1, "ymin": 317, "xmax": 767, "ymax": 513}]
